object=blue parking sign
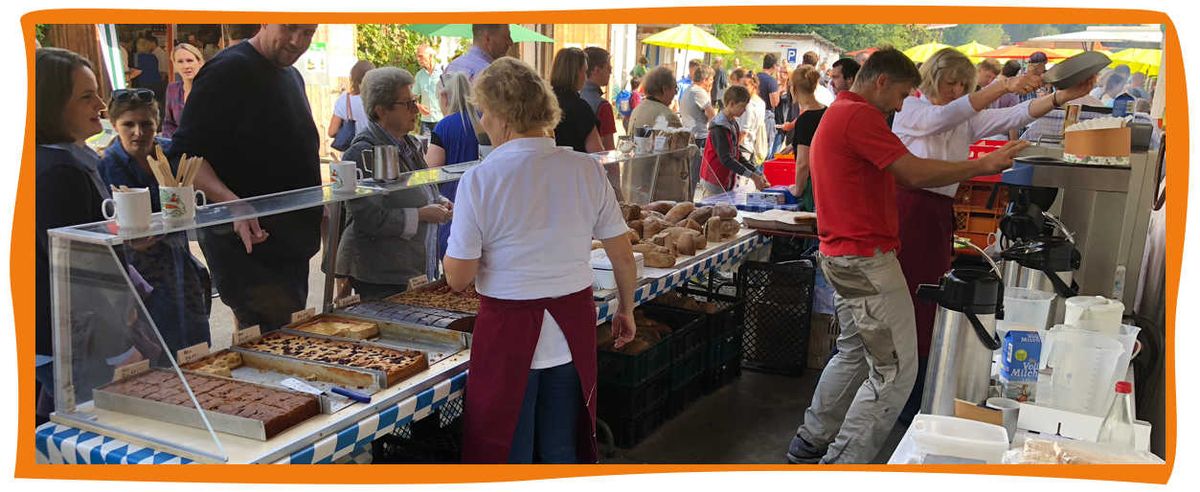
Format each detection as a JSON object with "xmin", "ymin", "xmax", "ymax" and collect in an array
[{"xmin": 786, "ymin": 48, "xmax": 798, "ymax": 65}]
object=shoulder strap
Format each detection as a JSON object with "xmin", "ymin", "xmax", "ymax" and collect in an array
[{"xmin": 345, "ymin": 92, "xmax": 355, "ymax": 122}]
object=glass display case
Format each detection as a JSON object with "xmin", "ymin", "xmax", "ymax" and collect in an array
[
  {"xmin": 46, "ymin": 163, "xmax": 477, "ymax": 463},
  {"xmin": 592, "ymin": 145, "xmax": 700, "ymax": 204}
]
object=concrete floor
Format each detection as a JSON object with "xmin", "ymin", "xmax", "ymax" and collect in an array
[{"xmin": 603, "ymin": 368, "xmax": 906, "ymax": 464}]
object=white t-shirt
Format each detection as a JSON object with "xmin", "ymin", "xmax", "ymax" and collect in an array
[
  {"xmin": 447, "ymin": 137, "xmax": 628, "ymax": 369},
  {"xmin": 333, "ymin": 93, "xmax": 369, "ymax": 135}
]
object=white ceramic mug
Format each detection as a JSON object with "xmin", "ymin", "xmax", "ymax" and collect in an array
[
  {"xmin": 101, "ymin": 187, "xmax": 152, "ymax": 232},
  {"xmin": 330, "ymin": 161, "xmax": 364, "ymax": 194},
  {"xmin": 160, "ymin": 186, "xmax": 207, "ymax": 224},
  {"xmin": 985, "ymin": 397, "xmax": 1021, "ymax": 442}
]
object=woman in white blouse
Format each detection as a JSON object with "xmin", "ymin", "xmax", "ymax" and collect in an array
[
  {"xmin": 891, "ymin": 47, "xmax": 1096, "ymax": 425},
  {"xmin": 443, "ymin": 57, "xmax": 638, "ymax": 464}
]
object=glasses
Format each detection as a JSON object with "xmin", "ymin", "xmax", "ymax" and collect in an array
[
  {"xmin": 110, "ymin": 88, "xmax": 155, "ymax": 104},
  {"xmin": 392, "ymin": 99, "xmax": 419, "ymax": 111}
]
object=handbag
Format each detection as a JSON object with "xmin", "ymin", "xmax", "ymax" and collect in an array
[{"xmin": 331, "ymin": 92, "xmax": 357, "ymax": 151}]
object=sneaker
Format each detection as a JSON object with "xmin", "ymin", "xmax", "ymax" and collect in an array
[{"xmin": 786, "ymin": 435, "xmax": 824, "ymax": 464}]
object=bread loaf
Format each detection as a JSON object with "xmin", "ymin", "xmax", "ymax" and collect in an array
[
  {"xmin": 627, "ymin": 228, "xmax": 641, "ymax": 244},
  {"xmin": 642, "ymin": 217, "xmax": 672, "ymax": 238},
  {"xmin": 676, "ymin": 218, "xmax": 703, "ymax": 233},
  {"xmin": 705, "ymin": 216, "xmax": 724, "ymax": 242},
  {"xmin": 642, "ymin": 246, "xmax": 677, "ymax": 268},
  {"xmin": 622, "ymin": 203, "xmax": 643, "ymax": 222},
  {"xmin": 646, "ymin": 201, "xmax": 677, "ymax": 215},
  {"xmin": 713, "ymin": 204, "xmax": 738, "ymax": 219},
  {"xmin": 664, "ymin": 202, "xmax": 696, "ymax": 223},
  {"xmin": 687, "ymin": 206, "xmax": 713, "ymax": 224},
  {"xmin": 627, "ymin": 219, "xmax": 644, "ymax": 236},
  {"xmin": 632, "ymin": 242, "xmax": 657, "ymax": 254}
]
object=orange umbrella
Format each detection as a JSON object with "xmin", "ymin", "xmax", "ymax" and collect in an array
[
  {"xmin": 847, "ymin": 47, "xmax": 878, "ymax": 56},
  {"xmin": 976, "ymin": 46, "xmax": 1068, "ymax": 60}
]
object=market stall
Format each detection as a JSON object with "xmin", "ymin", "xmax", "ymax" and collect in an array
[{"xmin": 34, "ymin": 146, "xmax": 771, "ymax": 464}]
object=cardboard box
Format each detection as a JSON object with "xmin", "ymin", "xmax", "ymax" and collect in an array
[
  {"xmin": 1063, "ymin": 127, "xmax": 1131, "ymax": 166},
  {"xmin": 1017, "ymin": 402, "xmax": 1151, "ymax": 452}
]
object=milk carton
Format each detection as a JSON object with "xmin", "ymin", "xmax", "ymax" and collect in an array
[{"xmin": 1000, "ymin": 330, "xmax": 1042, "ymax": 402}]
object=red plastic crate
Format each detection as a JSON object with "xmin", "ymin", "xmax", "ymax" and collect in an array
[{"xmin": 763, "ymin": 158, "xmax": 796, "ymax": 187}]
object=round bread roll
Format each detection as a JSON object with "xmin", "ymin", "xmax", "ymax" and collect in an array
[{"xmin": 664, "ymin": 202, "xmax": 696, "ymax": 223}]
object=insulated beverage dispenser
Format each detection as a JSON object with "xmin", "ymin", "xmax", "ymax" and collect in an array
[{"xmin": 919, "ymin": 267, "xmax": 1004, "ymax": 416}]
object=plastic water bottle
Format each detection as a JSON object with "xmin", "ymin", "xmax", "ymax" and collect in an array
[{"xmin": 1096, "ymin": 381, "xmax": 1136, "ymax": 449}]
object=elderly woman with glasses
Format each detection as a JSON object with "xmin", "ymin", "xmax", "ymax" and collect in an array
[
  {"xmin": 889, "ymin": 47, "xmax": 1097, "ymax": 425},
  {"xmin": 97, "ymin": 87, "xmax": 214, "ymax": 356},
  {"xmin": 336, "ymin": 67, "xmax": 453, "ymax": 300}
]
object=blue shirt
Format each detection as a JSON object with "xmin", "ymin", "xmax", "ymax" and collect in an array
[
  {"xmin": 99, "ymin": 137, "xmax": 171, "ymax": 211},
  {"xmin": 431, "ymin": 111, "xmax": 481, "ymax": 259},
  {"xmin": 444, "ymin": 46, "xmax": 494, "ymax": 82}
]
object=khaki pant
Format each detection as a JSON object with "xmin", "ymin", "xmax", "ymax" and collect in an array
[{"xmin": 796, "ymin": 250, "xmax": 918, "ymax": 464}]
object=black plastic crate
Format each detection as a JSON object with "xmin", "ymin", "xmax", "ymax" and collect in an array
[
  {"xmin": 669, "ymin": 345, "xmax": 706, "ymax": 389},
  {"xmin": 703, "ymin": 353, "xmax": 743, "ymax": 393},
  {"xmin": 601, "ymin": 399, "xmax": 670, "ymax": 449},
  {"xmin": 707, "ymin": 324, "xmax": 744, "ymax": 371},
  {"xmin": 667, "ymin": 373, "xmax": 706, "ymax": 417},
  {"xmin": 598, "ymin": 370, "xmax": 671, "ymax": 421},
  {"xmin": 738, "ymin": 260, "xmax": 816, "ymax": 376},
  {"xmin": 597, "ymin": 333, "xmax": 673, "ymax": 388},
  {"xmin": 637, "ymin": 304, "xmax": 706, "ymax": 360}
]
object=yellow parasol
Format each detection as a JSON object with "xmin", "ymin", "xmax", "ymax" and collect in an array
[
  {"xmin": 1108, "ymin": 48, "xmax": 1161, "ymax": 76},
  {"xmin": 903, "ymin": 42, "xmax": 953, "ymax": 63},
  {"xmin": 641, "ymin": 24, "xmax": 734, "ymax": 54},
  {"xmin": 955, "ymin": 41, "xmax": 994, "ymax": 64}
]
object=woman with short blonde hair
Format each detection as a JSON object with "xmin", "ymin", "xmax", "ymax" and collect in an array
[
  {"xmin": 161, "ymin": 43, "xmax": 205, "ymax": 137},
  {"xmin": 447, "ymin": 57, "xmax": 637, "ymax": 464}
]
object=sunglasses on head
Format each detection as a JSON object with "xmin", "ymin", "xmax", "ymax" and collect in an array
[{"xmin": 110, "ymin": 88, "xmax": 155, "ymax": 104}]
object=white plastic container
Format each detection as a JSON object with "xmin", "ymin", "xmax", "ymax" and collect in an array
[
  {"xmin": 1003, "ymin": 287, "xmax": 1056, "ymax": 331},
  {"xmin": 1040, "ymin": 325, "xmax": 1125, "ymax": 416},
  {"xmin": 1065, "ymin": 296, "xmax": 1124, "ymax": 336},
  {"xmin": 591, "ymin": 250, "xmax": 644, "ymax": 290},
  {"xmin": 888, "ymin": 414, "xmax": 1009, "ymax": 464}
]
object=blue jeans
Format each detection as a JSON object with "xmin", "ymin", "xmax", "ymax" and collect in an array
[{"xmin": 508, "ymin": 362, "xmax": 582, "ymax": 463}]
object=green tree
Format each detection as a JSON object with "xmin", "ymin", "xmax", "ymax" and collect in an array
[
  {"xmin": 757, "ymin": 24, "xmax": 940, "ymax": 52},
  {"xmin": 943, "ymin": 24, "xmax": 1007, "ymax": 48},
  {"xmin": 355, "ymin": 24, "xmax": 436, "ymax": 75},
  {"xmin": 712, "ymin": 24, "xmax": 759, "ymax": 69},
  {"xmin": 35, "ymin": 24, "xmax": 49, "ymax": 45}
]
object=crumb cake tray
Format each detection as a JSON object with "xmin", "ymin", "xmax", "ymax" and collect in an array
[
  {"xmin": 237, "ymin": 331, "xmax": 429, "ymax": 388},
  {"xmin": 93, "ymin": 369, "xmax": 320, "ymax": 441},
  {"xmin": 182, "ymin": 349, "xmax": 386, "ymax": 414},
  {"xmin": 315, "ymin": 311, "xmax": 471, "ymax": 364},
  {"xmin": 384, "ymin": 279, "xmax": 481, "ymax": 314}
]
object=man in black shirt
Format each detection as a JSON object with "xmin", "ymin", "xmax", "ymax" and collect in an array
[{"xmin": 169, "ymin": 24, "xmax": 321, "ymax": 331}]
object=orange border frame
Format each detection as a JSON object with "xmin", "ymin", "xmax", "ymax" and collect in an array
[{"xmin": 13, "ymin": 7, "xmax": 1183, "ymax": 484}]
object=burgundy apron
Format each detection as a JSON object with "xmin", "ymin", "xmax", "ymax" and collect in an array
[
  {"xmin": 896, "ymin": 187, "xmax": 956, "ymax": 357},
  {"xmin": 461, "ymin": 287, "xmax": 599, "ymax": 464}
]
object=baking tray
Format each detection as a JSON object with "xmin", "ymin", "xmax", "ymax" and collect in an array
[
  {"xmin": 342, "ymin": 299, "xmax": 476, "ymax": 333},
  {"xmin": 184, "ymin": 349, "xmax": 386, "ymax": 414},
  {"xmin": 322, "ymin": 312, "xmax": 470, "ymax": 364},
  {"xmin": 239, "ymin": 331, "xmax": 429, "ymax": 388},
  {"xmin": 288, "ymin": 313, "xmax": 381, "ymax": 339},
  {"xmin": 384, "ymin": 278, "xmax": 480, "ymax": 314},
  {"xmin": 92, "ymin": 369, "xmax": 319, "ymax": 441}
]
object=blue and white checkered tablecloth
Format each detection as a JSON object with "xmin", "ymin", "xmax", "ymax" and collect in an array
[
  {"xmin": 35, "ymin": 370, "xmax": 467, "ymax": 464},
  {"xmin": 595, "ymin": 232, "xmax": 768, "ymax": 323}
]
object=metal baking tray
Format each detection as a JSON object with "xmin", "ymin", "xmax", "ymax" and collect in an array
[
  {"xmin": 341, "ymin": 300, "xmax": 476, "ymax": 333},
  {"xmin": 240, "ymin": 331, "xmax": 429, "ymax": 388},
  {"xmin": 92, "ymin": 369, "xmax": 319, "ymax": 441},
  {"xmin": 185, "ymin": 349, "xmax": 386, "ymax": 414},
  {"xmin": 323, "ymin": 311, "xmax": 471, "ymax": 364}
]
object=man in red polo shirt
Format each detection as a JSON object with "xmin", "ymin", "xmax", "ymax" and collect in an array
[{"xmin": 786, "ymin": 47, "xmax": 1028, "ymax": 464}]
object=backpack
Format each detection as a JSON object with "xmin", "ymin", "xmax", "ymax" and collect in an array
[{"xmin": 615, "ymin": 90, "xmax": 633, "ymax": 118}]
